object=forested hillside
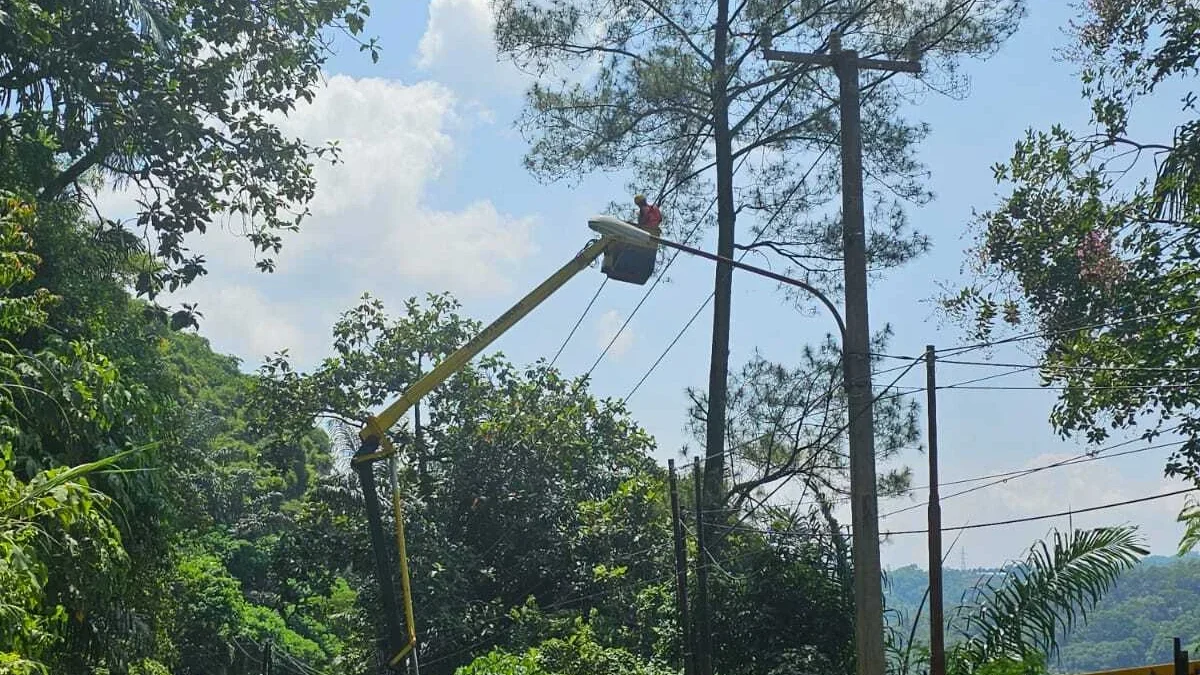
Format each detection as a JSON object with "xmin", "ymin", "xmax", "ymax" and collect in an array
[{"xmin": 885, "ymin": 556, "xmax": 1200, "ymax": 674}]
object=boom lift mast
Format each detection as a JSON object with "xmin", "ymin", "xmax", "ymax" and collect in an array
[{"xmin": 351, "ymin": 218, "xmax": 656, "ymax": 670}]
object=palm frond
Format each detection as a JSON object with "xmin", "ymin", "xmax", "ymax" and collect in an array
[
  {"xmin": 1176, "ymin": 495, "xmax": 1200, "ymax": 555},
  {"xmin": 98, "ymin": 0, "xmax": 171, "ymax": 47},
  {"xmin": 953, "ymin": 526, "xmax": 1146, "ymax": 668}
]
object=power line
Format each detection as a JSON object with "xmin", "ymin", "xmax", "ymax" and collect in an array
[
  {"xmin": 881, "ymin": 431, "xmax": 1188, "ymax": 520},
  {"xmin": 710, "ymin": 486, "xmax": 1199, "ymax": 538},
  {"xmin": 881, "ymin": 487, "xmax": 1198, "ymax": 536},
  {"xmin": 938, "ymin": 358, "xmax": 1200, "ymax": 374},
  {"xmin": 550, "ymin": 276, "xmax": 607, "ymax": 367},
  {"xmin": 933, "ymin": 303, "xmax": 1200, "ymax": 359},
  {"xmin": 710, "ymin": 435, "xmax": 1186, "ymax": 517},
  {"xmin": 942, "ymin": 383, "xmax": 1200, "ymax": 392},
  {"xmin": 907, "ymin": 438, "xmax": 1185, "ymax": 492},
  {"xmin": 626, "ymin": 293, "xmax": 710, "ymax": 400}
]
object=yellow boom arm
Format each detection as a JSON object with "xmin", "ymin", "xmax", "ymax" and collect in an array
[
  {"xmin": 354, "ymin": 235, "xmax": 613, "ymax": 458},
  {"xmin": 351, "ymin": 235, "xmax": 614, "ymax": 671}
]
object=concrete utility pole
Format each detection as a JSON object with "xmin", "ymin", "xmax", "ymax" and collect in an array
[
  {"xmin": 926, "ymin": 345, "xmax": 946, "ymax": 675},
  {"xmin": 763, "ymin": 33, "xmax": 920, "ymax": 675}
]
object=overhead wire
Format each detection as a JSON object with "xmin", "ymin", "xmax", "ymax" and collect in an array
[
  {"xmin": 710, "ymin": 486, "xmax": 1200, "ymax": 538},
  {"xmin": 550, "ymin": 276, "xmax": 607, "ymax": 367},
  {"xmin": 549, "ymin": 123, "xmax": 709, "ymax": 369},
  {"xmin": 881, "ymin": 487, "xmax": 1198, "ymax": 536},
  {"xmin": 931, "ymin": 303, "xmax": 1200, "ymax": 360},
  {"xmin": 883, "ymin": 432, "xmax": 1190, "ymax": 516},
  {"xmin": 623, "ymin": 142, "xmax": 838, "ymax": 402},
  {"xmin": 938, "ymin": 358, "xmax": 1200, "ymax": 374}
]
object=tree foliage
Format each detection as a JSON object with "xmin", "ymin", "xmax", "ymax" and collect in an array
[
  {"xmin": 687, "ymin": 327, "xmax": 919, "ymax": 509},
  {"xmin": 496, "ymin": 0, "xmax": 1024, "ymax": 501},
  {"xmin": 943, "ymin": 1, "xmax": 1200, "ymax": 487},
  {"xmin": 888, "ymin": 527, "xmax": 1147, "ymax": 675},
  {"xmin": 0, "ymin": 0, "xmax": 376, "ymax": 303}
]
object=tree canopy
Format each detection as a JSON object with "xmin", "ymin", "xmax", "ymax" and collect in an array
[{"xmin": 943, "ymin": 2, "xmax": 1200, "ymax": 493}]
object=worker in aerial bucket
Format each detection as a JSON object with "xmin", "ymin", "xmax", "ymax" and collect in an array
[
  {"xmin": 601, "ymin": 194, "xmax": 661, "ymax": 283},
  {"xmin": 632, "ymin": 194, "xmax": 662, "ymax": 235}
]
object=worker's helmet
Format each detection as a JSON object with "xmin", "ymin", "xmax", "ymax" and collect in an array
[{"xmin": 633, "ymin": 194, "xmax": 647, "ymax": 205}]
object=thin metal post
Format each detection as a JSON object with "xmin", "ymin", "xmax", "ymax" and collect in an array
[
  {"xmin": 354, "ymin": 452, "xmax": 404, "ymax": 663},
  {"xmin": 669, "ymin": 460, "xmax": 696, "ymax": 675},
  {"xmin": 693, "ymin": 457, "xmax": 713, "ymax": 675},
  {"xmin": 926, "ymin": 345, "xmax": 946, "ymax": 675}
]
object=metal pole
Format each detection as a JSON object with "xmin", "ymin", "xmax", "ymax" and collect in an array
[
  {"xmin": 354, "ymin": 456, "xmax": 404, "ymax": 663},
  {"xmin": 833, "ymin": 45, "xmax": 888, "ymax": 675},
  {"xmin": 648, "ymin": 235, "xmax": 846, "ymax": 340},
  {"xmin": 693, "ymin": 457, "xmax": 713, "ymax": 675},
  {"xmin": 669, "ymin": 460, "xmax": 696, "ymax": 675},
  {"xmin": 926, "ymin": 345, "xmax": 946, "ymax": 675}
]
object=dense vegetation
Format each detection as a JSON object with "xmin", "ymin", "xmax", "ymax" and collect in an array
[
  {"xmin": 886, "ymin": 556, "xmax": 1200, "ymax": 674},
  {"xmin": 0, "ymin": 1, "xmax": 1192, "ymax": 674}
]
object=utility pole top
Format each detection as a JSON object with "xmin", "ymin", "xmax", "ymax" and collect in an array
[{"xmin": 756, "ymin": 35, "xmax": 923, "ymax": 675}]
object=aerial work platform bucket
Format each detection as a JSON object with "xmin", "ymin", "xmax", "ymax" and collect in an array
[
  {"xmin": 601, "ymin": 240, "xmax": 658, "ymax": 285},
  {"xmin": 591, "ymin": 216, "xmax": 659, "ymax": 286}
]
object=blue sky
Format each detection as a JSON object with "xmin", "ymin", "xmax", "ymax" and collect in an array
[{"xmin": 101, "ymin": 0, "xmax": 1196, "ymax": 568}]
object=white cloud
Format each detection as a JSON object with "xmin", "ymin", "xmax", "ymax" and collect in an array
[
  {"xmin": 94, "ymin": 73, "xmax": 540, "ymax": 369},
  {"xmin": 597, "ymin": 309, "xmax": 634, "ymax": 359},
  {"xmin": 184, "ymin": 282, "xmax": 317, "ymax": 362},
  {"xmin": 415, "ymin": 0, "xmax": 608, "ymax": 102},
  {"xmin": 416, "ymin": 0, "xmax": 528, "ymax": 97}
]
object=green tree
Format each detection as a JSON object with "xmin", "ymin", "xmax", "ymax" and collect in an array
[
  {"xmin": 942, "ymin": 2, "xmax": 1200, "ymax": 496},
  {"xmin": 687, "ymin": 328, "xmax": 918, "ymax": 511},
  {"xmin": 252, "ymin": 294, "xmax": 671, "ymax": 673},
  {"xmin": 0, "ymin": 0, "xmax": 376, "ymax": 303},
  {"xmin": 494, "ymin": 0, "xmax": 1024, "ymax": 501}
]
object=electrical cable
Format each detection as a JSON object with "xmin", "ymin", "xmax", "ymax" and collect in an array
[
  {"xmin": 881, "ymin": 487, "xmax": 1198, "ymax": 536},
  {"xmin": 881, "ymin": 431, "xmax": 1188, "ymax": 519},
  {"xmin": 938, "ymin": 358, "xmax": 1200, "ymax": 373},
  {"xmin": 550, "ymin": 276, "xmax": 608, "ymax": 367},
  {"xmin": 943, "ymin": 383, "xmax": 1200, "ymax": 392},
  {"xmin": 721, "ymin": 487, "xmax": 1199, "ymax": 538},
  {"xmin": 933, "ymin": 303, "xmax": 1200, "ymax": 359},
  {"xmin": 907, "ymin": 436, "xmax": 1185, "ymax": 492}
]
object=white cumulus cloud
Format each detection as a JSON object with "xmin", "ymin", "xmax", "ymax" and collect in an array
[
  {"xmin": 417, "ymin": 0, "xmax": 528, "ymax": 97},
  {"xmin": 95, "ymin": 73, "xmax": 539, "ymax": 369},
  {"xmin": 596, "ymin": 309, "xmax": 635, "ymax": 359}
]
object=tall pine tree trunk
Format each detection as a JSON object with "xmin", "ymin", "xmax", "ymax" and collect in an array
[{"xmin": 704, "ymin": 0, "xmax": 735, "ymax": 524}]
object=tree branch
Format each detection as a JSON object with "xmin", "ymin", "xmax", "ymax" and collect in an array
[
  {"xmin": 637, "ymin": 0, "xmax": 714, "ymax": 67},
  {"xmin": 39, "ymin": 142, "xmax": 108, "ymax": 201}
]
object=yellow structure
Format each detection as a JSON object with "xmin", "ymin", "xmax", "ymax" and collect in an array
[{"xmin": 352, "ymin": 227, "xmax": 654, "ymax": 671}]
